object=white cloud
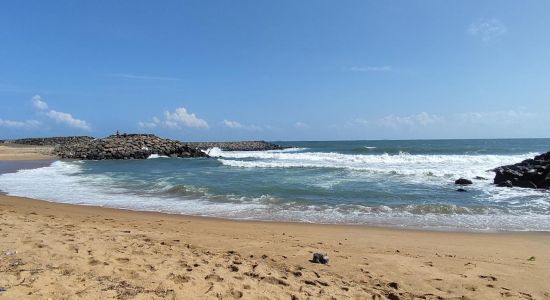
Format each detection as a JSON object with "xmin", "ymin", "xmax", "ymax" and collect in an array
[
  {"xmin": 0, "ymin": 118, "xmax": 41, "ymax": 129},
  {"xmin": 165, "ymin": 107, "xmax": 209, "ymax": 129},
  {"xmin": 30, "ymin": 95, "xmax": 91, "ymax": 131},
  {"xmin": 138, "ymin": 116, "xmax": 161, "ymax": 129},
  {"xmin": 223, "ymin": 120, "xmax": 243, "ymax": 129},
  {"xmin": 111, "ymin": 73, "xmax": 181, "ymax": 81},
  {"xmin": 223, "ymin": 119, "xmax": 262, "ymax": 131},
  {"xmin": 45, "ymin": 110, "xmax": 91, "ymax": 131},
  {"xmin": 351, "ymin": 109, "xmax": 548, "ymax": 136},
  {"xmin": 32, "ymin": 94, "xmax": 48, "ymax": 110},
  {"xmin": 139, "ymin": 107, "xmax": 208, "ymax": 130},
  {"xmin": 350, "ymin": 66, "xmax": 394, "ymax": 72},
  {"xmin": 468, "ymin": 18, "xmax": 507, "ymax": 42},
  {"xmin": 457, "ymin": 110, "xmax": 540, "ymax": 126},
  {"xmin": 294, "ymin": 122, "xmax": 309, "ymax": 129},
  {"xmin": 371, "ymin": 112, "xmax": 444, "ymax": 128}
]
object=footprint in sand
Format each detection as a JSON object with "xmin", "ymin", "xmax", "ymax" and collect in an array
[
  {"xmin": 387, "ymin": 282, "xmax": 399, "ymax": 289},
  {"xmin": 262, "ymin": 276, "xmax": 289, "ymax": 286},
  {"xmin": 169, "ymin": 273, "xmax": 191, "ymax": 284},
  {"xmin": 479, "ymin": 275, "xmax": 497, "ymax": 281},
  {"xmin": 230, "ymin": 289, "xmax": 243, "ymax": 299},
  {"xmin": 463, "ymin": 284, "xmax": 476, "ymax": 291},
  {"xmin": 116, "ymin": 257, "xmax": 130, "ymax": 263},
  {"xmin": 205, "ymin": 274, "xmax": 224, "ymax": 282}
]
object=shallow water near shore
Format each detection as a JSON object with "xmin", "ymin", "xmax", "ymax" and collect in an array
[{"xmin": 1, "ymin": 139, "xmax": 549, "ymax": 231}]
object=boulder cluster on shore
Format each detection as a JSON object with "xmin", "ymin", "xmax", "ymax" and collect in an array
[{"xmin": 493, "ymin": 151, "xmax": 550, "ymax": 189}]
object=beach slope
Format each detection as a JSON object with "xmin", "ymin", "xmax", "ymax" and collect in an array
[{"xmin": 0, "ymin": 195, "xmax": 549, "ymax": 299}]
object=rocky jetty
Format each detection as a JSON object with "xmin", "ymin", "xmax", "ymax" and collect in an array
[
  {"xmin": 5, "ymin": 136, "xmax": 94, "ymax": 146},
  {"xmin": 186, "ymin": 141, "xmax": 285, "ymax": 151},
  {"xmin": 493, "ymin": 151, "xmax": 550, "ymax": 189},
  {"xmin": 55, "ymin": 134, "xmax": 207, "ymax": 160}
]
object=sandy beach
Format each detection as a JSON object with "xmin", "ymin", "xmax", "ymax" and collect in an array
[
  {"xmin": 0, "ymin": 144, "xmax": 55, "ymax": 161},
  {"xmin": 0, "ymin": 194, "xmax": 548, "ymax": 299},
  {"xmin": 1, "ymin": 145, "xmax": 550, "ymax": 299},
  {"xmin": 3, "ymin": 2, "xmax": 550, "ymax": 297}
]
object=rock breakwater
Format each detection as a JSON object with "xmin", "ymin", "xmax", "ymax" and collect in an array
[
  {"xmin": 186, "ymin": 141, "xmax": 285, "ymax": 151},
  {"xmin": 493, "ymin": 151, "xmax": 550, "ymax": 189},
  {"xmin": 55, "ymin": 134, "xmax": 207, "ymax": 160},
  {"xmin": 5, "ymin": 136, "xmax": 94, "ymax": 146}
]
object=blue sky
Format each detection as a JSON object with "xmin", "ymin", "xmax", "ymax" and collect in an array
[{"xmin": 1, "ymin": 1, "xmax": 549, "ymax": 141}]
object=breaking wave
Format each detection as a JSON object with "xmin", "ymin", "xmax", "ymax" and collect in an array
[
  {"xmin": 214, "ymin": 148, "xmax": 537, "ymax": 179},
  {"xmin": 1, "ymin": 140, "xmax": 549, "ymax": 232},
  {"xmin": 0, "ymin": 159, "xmax": 548, "ymax": 231}
]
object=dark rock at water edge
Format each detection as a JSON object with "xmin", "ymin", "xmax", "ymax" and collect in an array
[
  {"xmin": 493, "ymin": 151, "xmax": 550, "ymax": 189},
  {"xmin": 55, "ymin": 134, "xmax": 208, "ymax": 160},
  {"xmin": 186, "ymin": 141, "xmax": 285, "ymax": 151},
  {"xmin": 455, "ymin": 178, "xmax": 473, "ymax": 185}
]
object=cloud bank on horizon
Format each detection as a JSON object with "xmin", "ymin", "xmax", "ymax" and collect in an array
[
  {"xmin": 1, "ymin": 95, "xmax": 547, "ymax": 140},
  {"xmin": 1, "ymin": 1, "xmax": 549, "ymax": 140}
]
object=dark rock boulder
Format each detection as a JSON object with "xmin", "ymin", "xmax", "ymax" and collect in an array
[
  {"xmin": 493, "ymin": 151, "xmax": 550, "ymax": 189},
  {"xmin": 455, "ymin": 178, "xmax": 473, "ymax": 185}
]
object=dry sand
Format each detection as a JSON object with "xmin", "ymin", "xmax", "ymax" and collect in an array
[
  {"xmin": 0, "ymin": 145, "xmax": 55, "ymax": 161},
  {"xmin": 0, "ymin": 195, "xmax": 549, "ymax": 299}
]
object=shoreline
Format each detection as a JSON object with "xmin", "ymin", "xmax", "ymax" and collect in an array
[
  {"xmin": 1, "ymin": 194, "xmax": 550, "ymax": 299},
  {"xmin": 5, "ymin": 191, "xmax": 549, "ymax": 234},
  {"xmin": 5, "ymin": 192, "xmax": 548, "ymax": 235},
  {"xmin": 0, "ymin": 149, "xmax": 547, "ymax": 234}
]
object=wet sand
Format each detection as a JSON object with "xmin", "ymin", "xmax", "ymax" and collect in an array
[{"xmin": 0, "ymin": 194, "xmax": 549, "ymax": 299}]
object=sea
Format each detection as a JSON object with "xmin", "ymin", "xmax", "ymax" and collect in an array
[{"xmin": 1, "ymin": 139, "xmax": 549, "ymax": 232}]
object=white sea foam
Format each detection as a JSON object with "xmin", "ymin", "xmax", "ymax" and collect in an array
[
  {"xmin": 207, "ymin": 147, "xmax": 307, "ymax": 157},
  {"xmin": 0, "ymin": 158, "xmax": 548, "ymax": 231},
  {"xmin": 215, "ymin": 149, "xmax": 537, "ymax": 179},
  {"xmin": 0, "ymin": 161, "xmax": 266, "ymax": 215},
  {"xmin": 147, "ymin": 154, "xmax": 169, "ymax": 159},
  {"xmin": 214, "ymin": 149, "xmax": 550, "ymax": 210}
]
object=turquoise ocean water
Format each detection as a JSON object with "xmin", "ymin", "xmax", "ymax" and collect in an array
[{"xmin": 1, "ymin": 139, "xmax": 549, "ymax": 231}]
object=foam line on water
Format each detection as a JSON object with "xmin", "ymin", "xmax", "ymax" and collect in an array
[
  {"xmin": 0, "ymin": 160, "xmax": 549, "ymax": 231},
  {"xmin": 147, "ymin": 154, "xmax": 170, "ymax": 159},
  {"xmin": 214, "ymin": 149, "xmax": 538, "ymax": 179}
]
